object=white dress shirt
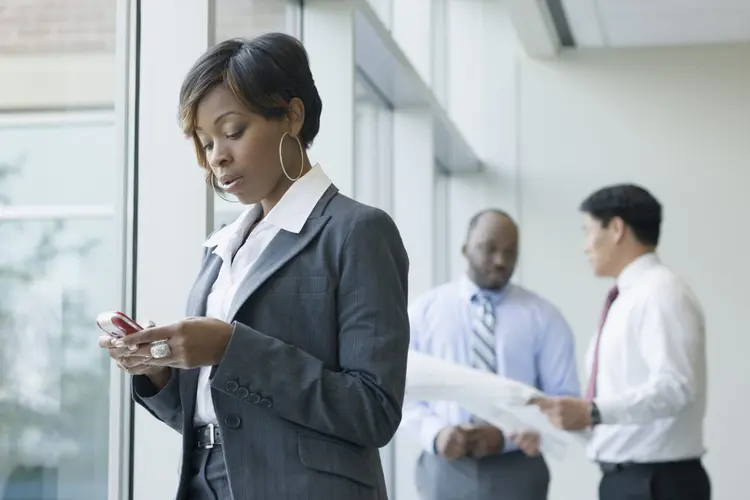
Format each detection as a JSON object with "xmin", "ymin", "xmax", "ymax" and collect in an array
[
  {"xmin": 193, "ymin": 164, "xmax": 332, "ymax": 425},
  {"xmin": 586, "ymin": 252, "xmax": 707, "ymax": 463}
]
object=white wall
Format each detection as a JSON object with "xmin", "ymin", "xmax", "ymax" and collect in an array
[
  {"xmin": 448, "ymin": 40, "xmax": 750, "ymax": 500},
  {"xmin": 517, "ymin": 44, "xmax": 750, "ymax": 500},
  {"xmin": 446, "ymin": 0, "xmax": 520, "ymax": 278}
]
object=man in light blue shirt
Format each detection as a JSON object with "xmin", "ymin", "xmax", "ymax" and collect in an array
[{"xmin": 403, "ymin": 209, "xmax": 580, "ymax": 500}]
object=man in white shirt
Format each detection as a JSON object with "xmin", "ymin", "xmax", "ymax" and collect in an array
[{"xmin": 532, "ymin": 184, "xmax": 710, "ymax": 500}]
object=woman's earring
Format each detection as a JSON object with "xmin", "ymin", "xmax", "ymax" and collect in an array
[{"xmin": 279, "ymin": 132, "xmax": 304, "ymax": 182}]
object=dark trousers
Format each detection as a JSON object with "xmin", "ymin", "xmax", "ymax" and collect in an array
[
  {"xmin": 415, "ymin": 450, "xmax": 549, "ymax": 500},
  {"xmin": 599, "ymin": 459, "xmax": 710, "ymax": 500},
  {"xmin": 185, "ymin": 447, "xmax": 233, "ymax": 500}
]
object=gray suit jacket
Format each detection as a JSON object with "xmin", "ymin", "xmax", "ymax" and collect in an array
[{"xmin": 132, "ymin": 186, "xmax": 410, "ymax": 499}]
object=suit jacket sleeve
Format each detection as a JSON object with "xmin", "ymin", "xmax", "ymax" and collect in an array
[
  {"xmin": 210, "ymin": 208, "xmax": 410, "ymax": 448},
  {"xmin": 131, "ymin": 369, "xmax": 184, "ymax": 433}
]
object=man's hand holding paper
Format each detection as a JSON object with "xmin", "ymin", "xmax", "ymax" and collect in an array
[
  {"xmin": 530, "ymin": 396, "xmax": 593, "ymax": 430},
  {"xmin": 405, "ymin": 350, "xmax": 590, "ymax": 460}
]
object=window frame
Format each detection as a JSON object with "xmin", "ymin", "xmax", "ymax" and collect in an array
[
  {"xmin": 432, "ymin": 168, "xmax": 451, "ymax": 285},
  {"xmin": 353, "ymin": 71, "xmax": 395, "ymax": 216},
  {"xmin": 0, "ymin": 0, "xmax": 135, "ymax": 496},
  {"xmin": 110, "ymin": 0, "xmax": 139, "ymax": 498}
]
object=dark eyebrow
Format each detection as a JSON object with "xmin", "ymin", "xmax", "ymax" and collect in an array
[
  {"xmin": 213, "ymin": 111, "xmax": 242, "ymax": 125},
  {"xmin": 195, "ymin": 111, "xmax": 243, "ymax": 132}
]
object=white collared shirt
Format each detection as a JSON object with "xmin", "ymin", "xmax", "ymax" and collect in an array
[
  {"xmin": 586, "ymin": 253, "xmax": 707, "ymax": 463},
  {"xmin": 194, "ymin": 164, "xmax": 332, "ymax": 425}
]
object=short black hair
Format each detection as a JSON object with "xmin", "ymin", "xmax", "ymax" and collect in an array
[
  {"xmin": 466, "ymin": 208, "xmax": 516, "ymax": 241},
  {"xmin": 580, "ymin": 184, "xmax": 662, "ymax": 246},
  {"xmin": 179, "ymin": 33, "xmax": 322, "ymax": 170}
]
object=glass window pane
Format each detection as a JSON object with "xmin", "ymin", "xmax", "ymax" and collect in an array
[
  {"xmin": 0, "ymin": 0, "xmax": 121, "ymax": 498},
  {"xmin": 0, "ymin": 117, "xmax": 115, "ymax": 206},
  {"xmin": 353, "ymin": 76, "xmax": 394, "ymax": 214},
  {"xmin": 211, "ymin": 0, "xmax": 303, "ymax": 230},
  {"xmin": 215, "ymin": 0, "xmax": 301, "ymax": 42}
]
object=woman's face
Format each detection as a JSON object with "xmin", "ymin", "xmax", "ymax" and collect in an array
[{"xmin": 194, "ymin": 84, "xmax": 303, "ymax": 206}]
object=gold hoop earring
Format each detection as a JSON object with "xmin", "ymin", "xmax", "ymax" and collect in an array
[{"xmin": 279, "ymin": 132, "xmax": 304, "ymax": 182}]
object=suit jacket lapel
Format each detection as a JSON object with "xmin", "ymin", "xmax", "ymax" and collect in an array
[
  {"xmin": 186, "ymin": 252, "xmax": 223, "ymax": 317},
  {"xmin": 225, "ymin": 215, "xmax": 331, "ymax": 322},
  {"xmin": 184, "ymin": 185, "xmax": 339, "ymax": 421},
  {"xmin": 181, "ymin": 251, "xmax": 222, "ymax": 426}
]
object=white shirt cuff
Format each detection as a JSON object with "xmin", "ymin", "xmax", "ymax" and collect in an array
[
  {"xmin": 420, "ymin": 417, "xmax": 446, "ymax": 454},
  {"xmin": 594, "ymin": 397, "xmax": 627, "ymax": 425}
]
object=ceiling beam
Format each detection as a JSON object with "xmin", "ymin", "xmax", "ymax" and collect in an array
[{"xmin": 504, "ymin": 0, "xmax": 562, "ymax": 58}]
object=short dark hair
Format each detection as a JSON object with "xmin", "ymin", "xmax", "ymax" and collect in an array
[
  {"xmin": 580, "ymin": 184, "xmax": 662, "ymax": 246},
  {"xmin": 179, "ymin": 33, "xmax": 322, "ymax": 170},
  {"xmin": 466, "ymin": 208, "xmax": 516, "ymax": 241}
]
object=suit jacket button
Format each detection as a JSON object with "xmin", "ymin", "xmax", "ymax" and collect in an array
[
  {"xmin": 225, "ymin": 381, "xmax": 239, "ymax": 393},
  {"xmin": 248, "ymin": 393, "xmax": 261, "ymax": 404},
  {"xmin": 259, "ymin": 398, "xmax": 273, "ymax": 408},
  {"xmin": 236, "ymin": 387, "xmax": 249, "ymax": 399},
  {"xmin": 224, "ymin": 414, "xmax": 241, "ymax": 429}
]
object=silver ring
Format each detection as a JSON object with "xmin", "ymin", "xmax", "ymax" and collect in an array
[{"xmin": 150, "ymin": 339, "xmax": 172, "ymax": 359}]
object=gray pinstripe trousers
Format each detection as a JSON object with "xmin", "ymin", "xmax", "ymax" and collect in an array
[{"xmin": 186, "ymin": 448, "xmax": 233, "ymax": 500}]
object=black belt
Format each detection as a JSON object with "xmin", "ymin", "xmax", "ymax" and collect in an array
[
  {"xmin": 195, "ymin": 423, "xmax": 223, "ymax": 449},
  {"xmin": 599, "ymin": 458, "xmax": 701, "ymax": 474}
]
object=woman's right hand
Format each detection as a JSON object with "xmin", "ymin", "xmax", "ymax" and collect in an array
[{"xmin": 98, "ymin": 320, "xmax": 169, "ymax": 380}]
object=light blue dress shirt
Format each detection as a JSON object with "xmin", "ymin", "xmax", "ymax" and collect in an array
[{"xmin": 403, "ymin": 275, "xmax": 581, "ymax": 454}]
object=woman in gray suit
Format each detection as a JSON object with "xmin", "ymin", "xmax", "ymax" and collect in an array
[{"xmin": 99, "ymin": 33, "xmax": 410, "ymax": 500}]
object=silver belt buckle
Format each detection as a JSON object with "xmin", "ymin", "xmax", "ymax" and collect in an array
[{"xmin": 205, "ymin": 423, "xmax": 215, "ymax": 449}]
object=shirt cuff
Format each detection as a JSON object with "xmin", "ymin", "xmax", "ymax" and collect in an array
[
  {"xmin": 593, "ymin": 397, "xmax": 627, "ymax": 425},
  {"xmin": 420, "ymin": 418, "xmax": 446, "ymax": 455},
  {"xmin": 502, "ymin": 434, "xmax": 519, "ymax": 453}
]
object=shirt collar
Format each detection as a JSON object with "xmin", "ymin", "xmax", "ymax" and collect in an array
[
  {"xmin": 204, "ymin": 163, "xmax": 332, "ymax": 249},
  {"xmin": 203, "ymin": 204, "xmax": 262, "ymax": 261},
  {"xmin": 616, "ymin": 252, "xmax": 660, "ymax": 290},
  {"xmin": 459, "ymin": 273, "xmax": 511, "ymax": 306},
  {"xmin": 264, "ymin": 163, "xmax": 332, "ymax": 233}
]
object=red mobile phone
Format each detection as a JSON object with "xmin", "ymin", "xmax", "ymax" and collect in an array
[{"xmin": 97, "ymin": 311, "xmax": 143, "ymax": 338}]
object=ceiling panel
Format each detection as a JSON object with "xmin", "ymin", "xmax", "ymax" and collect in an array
[{"xmin": 562, "ymin": 0, "xmax": 750, "ymax": 48}]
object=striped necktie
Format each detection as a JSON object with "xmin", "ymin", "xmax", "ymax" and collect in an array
[{"xmin": 471, "ymin": 292, "xmax": 497, "ymax": 374}]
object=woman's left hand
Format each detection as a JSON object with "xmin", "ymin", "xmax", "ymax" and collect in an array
[{"xmin": 115, "ymin": 317, "xmax": 233, "ymax": 369}]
